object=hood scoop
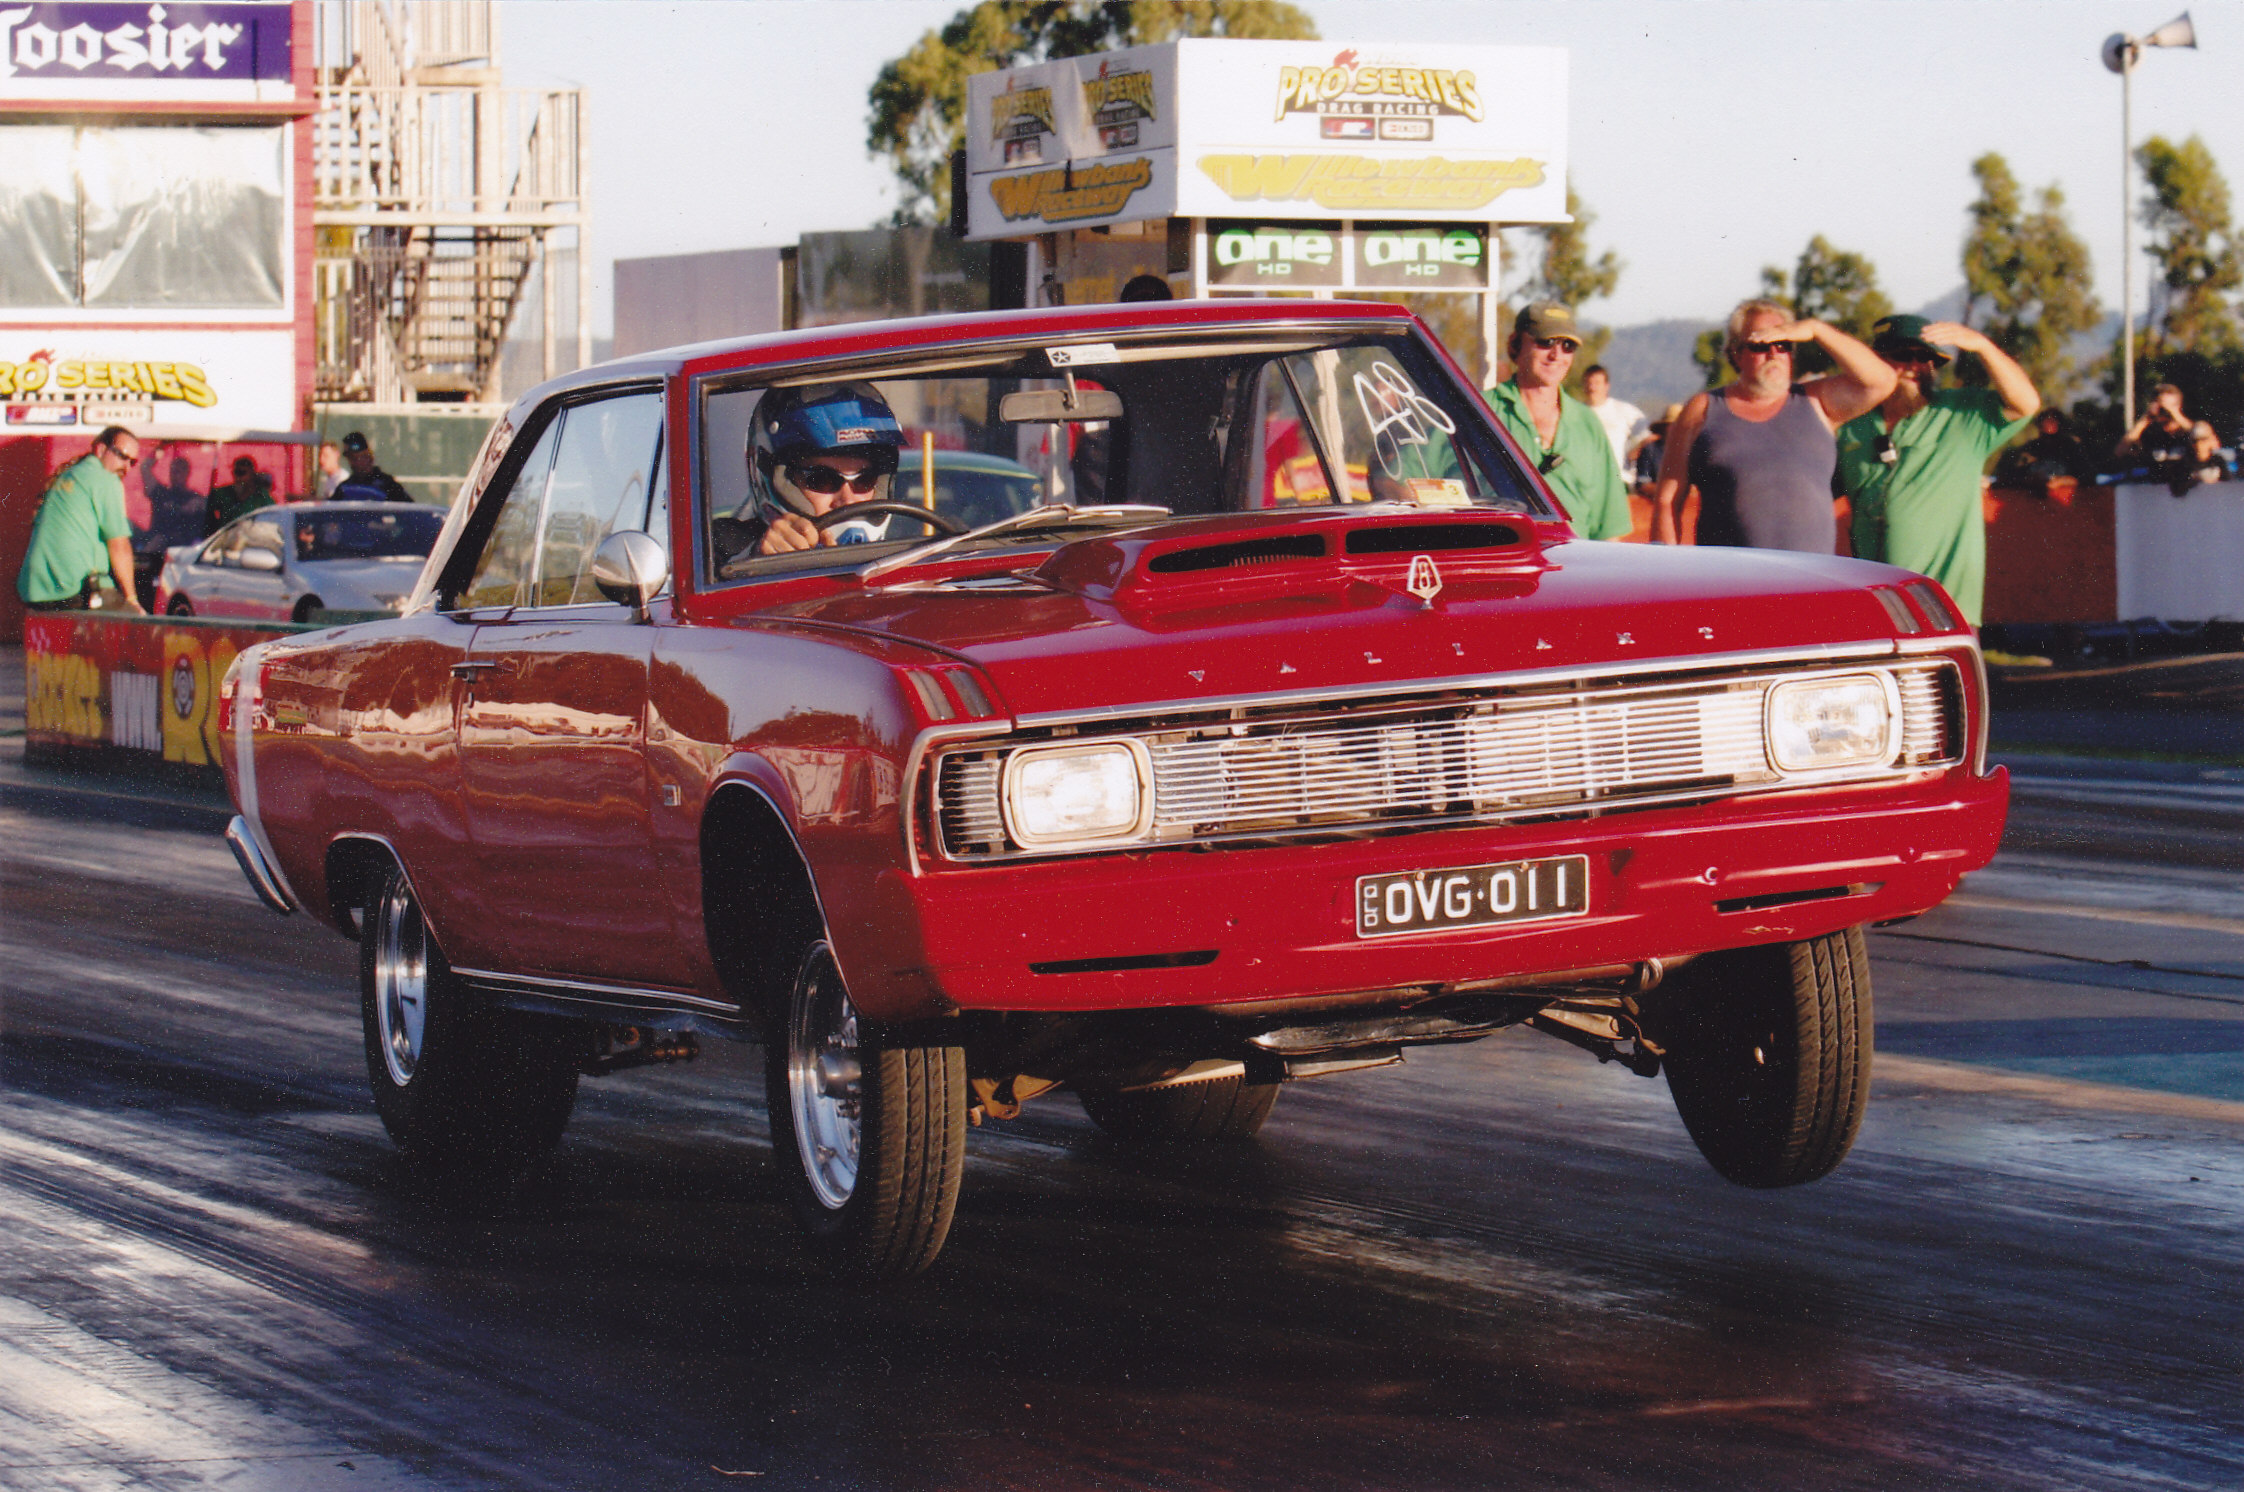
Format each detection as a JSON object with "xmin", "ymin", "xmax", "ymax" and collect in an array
[{"xmin": 1034, "ymin": 512, "xmax": 1547, "ymax": 611}]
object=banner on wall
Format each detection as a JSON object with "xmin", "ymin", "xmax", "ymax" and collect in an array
[
  {"xmin": 965, "ymin": 39, "xmax": 1567, "ymax": 238},
  {"xmin": 23, "ymin": 610, "xmax": 296, "ymax": 776},
  {"xmin": 0, "ymin": 2, "xmax": 295, "ymax": 103},
  {"xmin": 1, "ymin": 328, "xmax": 295, "ymax": 434}
]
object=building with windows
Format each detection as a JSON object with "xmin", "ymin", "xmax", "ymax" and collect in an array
[{"xmin": 1, "ymin": 0, "xmax": 314, "ymax": 638}]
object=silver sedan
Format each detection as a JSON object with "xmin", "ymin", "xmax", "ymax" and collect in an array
[{"xmin": 155, "ymin": 502, "xmax": 445, "ymax": 623}]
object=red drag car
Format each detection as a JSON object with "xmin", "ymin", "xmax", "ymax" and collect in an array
[{"xmin": 220, "ymin": 300, "xmax": 2006, "ymax": 1276}]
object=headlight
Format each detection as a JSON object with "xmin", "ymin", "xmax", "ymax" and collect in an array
[
  {"xmin": 1002, "ymin": 741, "xmax": 1149, "ymax": 847},
  {"xmin": 1766, "ymin": 674, "xmax": 1893, "ymax": 771}
]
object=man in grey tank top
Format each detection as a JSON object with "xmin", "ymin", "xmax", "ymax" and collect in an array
[{"xmin": 1651, "ymin": 299, "xmax": 1895, "ymax": 552}]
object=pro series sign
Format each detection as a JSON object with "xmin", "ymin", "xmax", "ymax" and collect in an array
[
  {"xmin": 1, "ymin": 328, "xmax": 293, "ymax": 432},
  {"xmin": 965, "ymin": 39, "xmax": 1567, "ymax": 238}
]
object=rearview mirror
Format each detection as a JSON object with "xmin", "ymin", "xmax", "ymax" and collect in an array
[
  {"xmin": 590, "ymin": 530, "xmax": 669, "ymax": 619},
  {"xmin": 1000, "ymin": 387, "xmax": 1123, "ymax": 423}
]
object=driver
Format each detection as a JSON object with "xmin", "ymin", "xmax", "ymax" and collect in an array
[{"xmin": 740, "ymin": 382, "xmax": 904, "ymax": 555}]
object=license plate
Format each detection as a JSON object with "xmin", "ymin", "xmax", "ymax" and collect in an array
[{"xmin": 1356, "ymin": 855, "xmax": 1590, "ymax": 938}]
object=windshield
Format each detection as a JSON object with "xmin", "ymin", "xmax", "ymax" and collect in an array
[
  {"xmin": 698, "ymin": 329, "xmax": 1546, "ymax": 582},
  {"xmin": 295, "ymin": 507, "xmax": 446, "ymax": 562}
]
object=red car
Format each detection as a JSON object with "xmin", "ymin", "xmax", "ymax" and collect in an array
[{"xmin": 220, "ymin": 300, "xmax": 2007, "ymax": 1276}]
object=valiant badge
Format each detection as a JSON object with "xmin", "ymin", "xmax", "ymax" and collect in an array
[{"xmin": 1407, "ymin": 555, "xmax": 1443, "ymax": 609}]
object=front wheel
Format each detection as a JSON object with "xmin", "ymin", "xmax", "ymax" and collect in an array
[
  {"xmin": 766, "ymin": 941, "xmax": 965, "ymax": 1277},
  {"xmin": 1659, "ymin": 925, "xmax": 1873, "ymax": 1188},
  {"xmin": 360, "ymin": 865, "xmax": 578, "ymax": 1182}
]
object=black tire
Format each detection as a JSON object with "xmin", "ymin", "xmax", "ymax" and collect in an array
[
  {"xmin": 292, "ymin": 595, "xmax": 323, "ymax": 624},
  {"xmin": 1660, "ymin": 925, "xmax": 1873, "ymax": 1188},
  {"xmin": 1078, "ymin": 1072, "xmax": 1280, "ymax": 1143},
  {"xmin": 165, "ymin": 595, "xmax": 194, "ymax": 617},
  {"xmin": 765, "ymin": 940, "xmax": 966, "ymax": 1277},
  {"xmin": 360, "ymin": 864, "xmax": 578, "ymax": 1181}
]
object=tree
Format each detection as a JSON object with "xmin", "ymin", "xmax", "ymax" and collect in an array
[
  {"xmin": 867, "ymin": 1, "xmax": 1317, "ymax": 226},
  {"xmin": 1691, "ymin": 236, "xmax": 1893, "ymax": 385},
  {"xmin": 1961, "ymin": 152, "xmax": 2101, "ymax": 401},
  {"xmin": 1502, "ymin": 186, "xmax": 1623, "ymax": 384},
  {"xmin": 2135, "ymin": 134, "xmax": 2242, "ymax": 358}
]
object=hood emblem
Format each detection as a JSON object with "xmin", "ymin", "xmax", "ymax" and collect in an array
[{"xmin": 1406, "ymin": 554, "xmax": 1442, "ymax": 608}]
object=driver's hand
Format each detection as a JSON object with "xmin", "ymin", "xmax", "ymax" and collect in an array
[{"xmin": 757, "ymin": 512, "xmax": 823, "ymax": 555}]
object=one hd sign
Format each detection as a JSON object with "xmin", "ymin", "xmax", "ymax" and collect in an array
[
  {"xmin": 1354, "ymin": 223, "xmax": 1488, "ymax": 290},
  {"xmin": 1207, "ymin": 222, "xmax": 1344, "ymax": 288}
]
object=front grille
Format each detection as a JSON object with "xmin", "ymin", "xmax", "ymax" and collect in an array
[{"xmin": 931, "ymin": 658, "xmax": 1965, "ymax": 860}]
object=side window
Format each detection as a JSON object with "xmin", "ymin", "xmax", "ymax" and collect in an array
[
  {"xmin": 534, "ymin": 390, "xmax": 664, "ymax": 606},
  {"xmin": 243, "ymin": 517, "xmax": 285, "ymax": 561},
  {"xmin": 460, "ymin": 418, "xmax": 560, "ymax": 610}
]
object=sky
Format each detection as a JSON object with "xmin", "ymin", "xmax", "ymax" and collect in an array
[{"xmin": 498, "ymin": 0, "xmax": 2244, "ymax": 338}]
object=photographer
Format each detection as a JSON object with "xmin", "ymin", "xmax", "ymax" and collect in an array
[{"xmin": 2117, "ymin": 384, "xmax": 2222, "ymax": 495}]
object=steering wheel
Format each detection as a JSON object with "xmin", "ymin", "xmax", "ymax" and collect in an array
[{"xmin": 813, "ymin": 501, "xmax": 967, "ymax": 536}]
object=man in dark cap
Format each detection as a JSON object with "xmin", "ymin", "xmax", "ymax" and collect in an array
[
  {"xmin": 332, "ymin": 431, "xmax": 413, "ymax": 504},
  {"xmin": 1483, "ymin": 300, "xmax": 1631, "ymax": 540},
  {"xmin": 1834, "ymin": 316, "xmax": 2038, "ymax": 627},
  {"xmin": 204, "ymin": 455, "xmax": 275, "ymax": 535}
]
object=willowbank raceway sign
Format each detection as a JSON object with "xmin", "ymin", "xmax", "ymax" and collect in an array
[{"xmin": 964, "ymin": 40, "xmax": 1568, "ymax": 239}]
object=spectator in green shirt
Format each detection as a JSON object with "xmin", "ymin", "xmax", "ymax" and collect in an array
[
  {"xmin": 16, "ymin": 426, "xmax": 147, "ymax": 614},
  {"xmin": 1835, "ymin": 316, "xmax": 2038, "ymax": 626},
  {"xmin": 1483, "ymin": 301, "xmax": 1632, "ymax": 541}
]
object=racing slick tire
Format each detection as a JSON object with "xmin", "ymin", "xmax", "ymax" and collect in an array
[
  {"xmin": 766, "ymin": 939, "xmax": 966, "ymax": 1278},
  {"xmin": 1077, "ymin": 1073, "xmax": 1280, "ymax": 1143},
  {"xmin": 360, "ymin": 864, "xmax": 578, "ymax": 1182},
  {"xmin": 1660, "ymin": 925, "xmax": 1872, "ymax": 1189}
]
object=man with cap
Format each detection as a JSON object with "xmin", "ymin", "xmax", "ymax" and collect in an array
[
  {"xmin": 1651, "ymin": 298, "xmax": 1894, "ymax": 551},
  {"xmin": 332, "ymin": 431, "xmax": 413, "ymax": 504},
  {"xmin": 1834, "ymin": 316, "xmax": 2038, "ymax": 627},
  {"xmin": 1484, "ymin": 301, "xmax": 1632, "ymax": 541}
]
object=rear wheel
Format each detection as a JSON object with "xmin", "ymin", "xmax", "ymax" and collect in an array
[
  {"xmin": 360, "ymin": 865, "xmax": 578, "ymax": 1182},
  {"xmin": 1660, "ymin": 925, "xmax": 1872, "ymax": 1188},
  {"xmin": 165, "ymin": 595, "xmax": 193, "ymax": 617},
  {"xmin": 1078, "ymin": 1072, "xmax": 1280, "ymax": 1143},
  {"xmin": 765, "ymin": 940, "xmax": 966, "ymax": 1278},
  {"xmin": 292, "ymin": 595, "xmax": 324, "ymax": 624}
]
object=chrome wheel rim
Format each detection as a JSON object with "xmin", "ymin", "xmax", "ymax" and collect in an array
[
  {"xmin": 786, "ymin": 942, "xmax": 862, "ymax": 1211},
  {"xmin": 373, "ymin": 878, "xmax": 429, "ymax": 1087}
]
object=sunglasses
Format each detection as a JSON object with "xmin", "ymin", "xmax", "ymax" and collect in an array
[
  {"xmin": 790, "ymin": 463, "xmax": 883, "ymax": 496},
  {"xmin": 1530, "ymin": 336, "xmax": 1579, "ymax": 353},
  {"xmin": 1873, "ymin": 434, "xmax": 1898, "ymax": 466},
  {"xmin": 1740, "ymin": 341, "xmax": 1793, "ymax": 357},
  {"xmin": 1538, "ymin": 450, "xmax": 1566, "ymax": 475}
]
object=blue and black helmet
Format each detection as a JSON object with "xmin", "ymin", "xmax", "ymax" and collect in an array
[{"xmin": 747, "ymin": 381, "xmax": 904, "ymax": 524}]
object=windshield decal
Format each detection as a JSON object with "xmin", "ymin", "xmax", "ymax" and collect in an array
[{"xmin": 1352, "ymin": 360, "xmax": 1457, "ymax": 479}]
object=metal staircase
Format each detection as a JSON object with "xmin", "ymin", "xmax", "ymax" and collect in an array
[{"xmin": 312, "ymin": 1, "xmax": 589, "ymax": 404}]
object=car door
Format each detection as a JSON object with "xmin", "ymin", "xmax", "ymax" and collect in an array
[
  {"xmin": 234, "ymin": 513, "xmax": 291, "ymax": 620},
  {"xmin": 453, "ymin": 387, "xmax": 678, "ymax": 988},
  {"xmin": 192, "ymin": 520, "xmax": 256, "ymax": 617}
]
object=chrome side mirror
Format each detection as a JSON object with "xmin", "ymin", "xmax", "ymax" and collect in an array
[{"xmin": 589, "ymin": 530, "xmax": 670, "ymax": 619}]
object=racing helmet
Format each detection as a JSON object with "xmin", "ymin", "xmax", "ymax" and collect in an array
[{"xmin": 746, "ymin": 382, "xmax": 903, "ymax": 543}]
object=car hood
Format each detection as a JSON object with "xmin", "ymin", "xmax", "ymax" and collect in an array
[{"xmin": 753, "ymin": 512, "xmax": 1924, "ymax": 718}]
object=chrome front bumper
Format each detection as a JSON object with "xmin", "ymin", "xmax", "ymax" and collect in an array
[{"xmin": 225, "ymin": 815, "xmax": 297, "ymax": 915}]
